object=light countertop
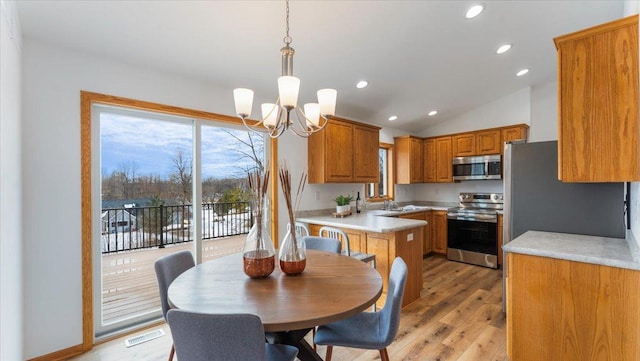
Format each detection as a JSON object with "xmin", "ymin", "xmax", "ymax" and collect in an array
[
  {"xmin": 503, "ymin": 230, "xmax": 640, "ymax": 271},
  {"xmin": 297, "ymin": 212, "xmax": 427, "ymax": 233}
]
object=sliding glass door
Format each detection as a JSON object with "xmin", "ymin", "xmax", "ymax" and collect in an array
[{"xmin": 93, "ymin": 104, "xmax": 267, "ymax": 338}]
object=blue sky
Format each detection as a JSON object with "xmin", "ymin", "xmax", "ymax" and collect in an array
[{"xmin": 100, "ymin": 111, "xmax": 264, "ymax": 179}]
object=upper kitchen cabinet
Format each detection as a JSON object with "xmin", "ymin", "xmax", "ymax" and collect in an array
[
  {"xmin": 555, "ymin": 15, "xmax": 639, "ymax": 182},
  {"xmin": 453, "ymin": 128, "xmax": 513, "ymax": 157},
  {"xmin": 424, "ymin": 136, "xmax": 453, "ymax": 183},
  {"xmin": 395, "ymin": 136, "xmax": 424, "ymax": 184},
  {"xmin": 436, "ymin": 137, "xmax": 453, "ymax": 182},
  {"xmin": 423, "ymin": 138, "xmax": 437, "ymax": 183},
  {"xmin": 452, "ymin": 133, "xmax": 476, "ymax": 157},
  {"xmin": 501, "ymin": 125, "xmax": 528, "ymax": 144},
  {"xmin": 308, "ymin": 117, "xmax": 380, "ymax": 183},
  {"xmin": 476, "ymin": 129, "xmax": 502, "ymax": 155}
]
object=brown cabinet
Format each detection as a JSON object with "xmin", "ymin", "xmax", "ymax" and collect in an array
[
  {"xmin": 353, "ymin": 125, "xmax": 380, "ymax": 182},
  {"xmin": 431, "ymin": 210, "xmax": 448, "ymax": 255},
  {"xmin": 399, "ymin": 211, "xmax": 431, "ymax": 256},
  {"xmin": 454, "ymin": 129, "xmax": 502, "ymax": 157},
  {"xmin": 476, "ymin": 129, "xmax": 502, "ymax": 155},
  {"xmin": 507, "ymin": 253, "xmax": 640, "ymax": 361},
  {"xmin": 452, "ymin": 133, "xmax": 476, "ymax": 157},
  {"xmin": 308, "ymin": 117, "xmax": 380, "ymax": 183},
  {"xmin": 424, "ymin": 136, "xmax": 452, "ymax": 183},
  {"xmin": 554, "ymin": 15, "xmax": 639, "ymax": 182},
  {"xmin": 395, "ymin": 136, "xmax": 424, "ymax": 184},
  {"xmin": 501, "ymin": 126, "xmax": 527, "ymax": 144},
  {"xmin": 423, "ymin": 138, "xmax": 437, "ymax": 183},
  {"xmin": 435, "ymin": 137, "xmax": 453, "ymax": 183}
]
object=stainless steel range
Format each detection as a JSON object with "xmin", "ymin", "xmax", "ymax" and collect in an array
[{"xmin": 447, "ymin": 192, "xmax": 503, "ymax": 269}]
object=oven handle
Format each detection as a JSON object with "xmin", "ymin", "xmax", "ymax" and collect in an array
[{"xmin": 448, "ymin": 215, "xmax": 497, "ymax": 223}]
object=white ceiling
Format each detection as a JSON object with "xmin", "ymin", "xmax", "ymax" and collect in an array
[{"xmin": 16, "ymin": 1, "xmax": 625, "ymax": 133}]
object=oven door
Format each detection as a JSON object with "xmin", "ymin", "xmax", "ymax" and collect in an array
[{"xmin": 447, "ymin": 218, "xmax": 498, "ymax": 268}]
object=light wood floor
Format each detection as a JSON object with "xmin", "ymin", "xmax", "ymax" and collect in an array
[{"xmin": 73, "ymin": 256, "xmax": 507, "ymax": 361}]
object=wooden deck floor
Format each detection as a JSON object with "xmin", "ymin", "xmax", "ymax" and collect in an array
[
  {"xmin": 78, "ymin": 256, "xmax": 507, "ymax": 361},
  {"xmin": 102, "ymin": 235, "xmax": 244, "ymax": 324}
]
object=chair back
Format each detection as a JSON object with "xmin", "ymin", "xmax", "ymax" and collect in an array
[
  {"xmin": 319, "ymin": 226, "xmax": 351, "ymax": 256},
  {"xmin": 379, "ymin": 257, "xmax": 408, "ymax": 345},
  {"xmin": 154, "ymin": 250, "xmax": 195, "ymax": 318},
  {"xmin": 166, "ymin": 310, "xmax": 269, "ymax": 361},
  {"xmin": 294, "ymin": 221, "xmax": 310, "ymax": 237},
  {"xmin": 302, "ymin": 236, "xmax": 342, "ymax": 254}
]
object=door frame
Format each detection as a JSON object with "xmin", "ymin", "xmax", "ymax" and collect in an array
[{"xmin": 80, "ymin": 91, "xmax": 279, "ymax": 350}]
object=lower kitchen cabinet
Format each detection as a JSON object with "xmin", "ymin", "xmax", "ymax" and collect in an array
[
  {"xmin": 399, "ymin": 211, "xmax": 431, "ymax": 256},
  {"xmin": 307, "ymin": 223, "xmax": 423, "ymax": 307},
  {"xmin": 506, "ymin": 253, "xmax": 640, "ymax": 361},
  {"xmin": 431, "ymin": 210, "xmax": 448, "ymax": 255}
]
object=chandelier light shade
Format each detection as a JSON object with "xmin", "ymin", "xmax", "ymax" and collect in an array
[{"xmin": 233, "ymin": 0, "xmax": 337, "ymax": 138}]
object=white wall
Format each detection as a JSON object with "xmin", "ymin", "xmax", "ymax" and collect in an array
[
  {"xmin": 20, "ymin": 39, "xmax": 255, "ymax": 358},
  {"xmin": 529, "ymin": 81, "xmax": 558, "ymax": 142},
  {"xmin": 0, "ymin": 1, "xmax": 23, "ymax": 360},
  {"xmin": 419, "ymin": 87, "xmax": 531, "ymax": 138}
]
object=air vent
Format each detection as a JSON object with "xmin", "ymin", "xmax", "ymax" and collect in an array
[{"xmin": 124, "ymin": 329, "xmax": 165, "ymax": 348}]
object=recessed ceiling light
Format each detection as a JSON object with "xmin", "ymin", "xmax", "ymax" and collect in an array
[
  {"xmin": 516, "ymin": 68, "xmax": 530, "ymax": 76},
  {"xmin": 388, "ymin": 115, "xmax": 398, "ymax": 121},
  {"xmin": 428, "ymin": 110, "xmax": 438, "ymax": 116},
  {"xmin": 465, "ymin": 4, "xmax": 484, "ymax": 19},
  {"xmin": 496, "ymin": 44, "xmax": 512, "ymax": 54},
  {"xmin": 356, "ymin": 80, "xmax": 368, "ymax": 89}
]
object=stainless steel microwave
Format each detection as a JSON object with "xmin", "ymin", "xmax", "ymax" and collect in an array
[{"xmin": 452, "ymin": 155, "xmax": 501, "ymax": 181}]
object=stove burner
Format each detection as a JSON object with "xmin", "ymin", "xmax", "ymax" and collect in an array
[{"xmin": 447, "ymin": 192, "xmax": 503, "ymax": 223}]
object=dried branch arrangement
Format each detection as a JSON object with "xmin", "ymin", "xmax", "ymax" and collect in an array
[
  {"xmin": 279, "ymin": 164, "xmax": 307, "ymax": 226},
  {"xmin": 247, "ymin": 168, "xmax": 270, "ymax": 245}
]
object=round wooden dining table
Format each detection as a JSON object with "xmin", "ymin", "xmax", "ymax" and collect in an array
[{"xmin": 168, "ymin": 249, "xmax": 383, "ymax": 361}]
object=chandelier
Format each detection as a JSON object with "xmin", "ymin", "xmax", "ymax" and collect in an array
[{"xmin": 233, "ymin": 0, "xmax": 337, "ymax": 138}]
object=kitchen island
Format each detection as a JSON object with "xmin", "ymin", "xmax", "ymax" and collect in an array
[
  {"xmin": 298, "ymin": 212, "xmax": 427, "ymax": 307},
  {"xmin": 503, "ymin": 231, "xmax": 640, "ymax": 361}
]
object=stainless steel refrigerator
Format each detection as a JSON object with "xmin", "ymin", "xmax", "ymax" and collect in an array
[{"xmin": 502, "ymin": 140, "xmax": 626, "ymax": 307}]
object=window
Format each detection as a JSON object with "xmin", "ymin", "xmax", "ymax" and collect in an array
[
  {"xmin": 85, "ymin": 95, "xmax": 272, "ymax": 340},
  {"xmin": 367, "ymin": 142, "xmax": 394, "ymax": 200}
]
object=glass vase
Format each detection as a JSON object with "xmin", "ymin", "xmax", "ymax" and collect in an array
[
  {"xmin": 242, "ymin": 213, "xmax": 275, "ymax": 279},
  {"xmin": 278, "ymin": 225, "xmax": 306, "ymax": 275}
]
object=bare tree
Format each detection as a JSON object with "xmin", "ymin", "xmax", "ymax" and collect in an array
[
  {"xmin": 171, "ymin": 148, "xmax": 192, "ymax": 203},
  {"xmin": 223, "ymin": 130, "xmax": 265, "ymax": 175},
  {"xmin": 116, "ymin": 161, "xmax": 139, "ymax": 199}
]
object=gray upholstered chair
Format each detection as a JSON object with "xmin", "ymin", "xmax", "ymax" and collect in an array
[
  {"xmin": 166, "ymin": 310, "xmax": 298, "ymax": 361},
  {"xmin": 301, "ymin": 235, "xmax": 342, "ymax": 350},
  {"xmin": 302, "ymin": 236, "xmax": 342, "ymax": 254},
  {"xmin": 154, "ymin": 250, "xmax": 195, "ymax": 361},
  {"xmin": 319, "ymin": 226, "xmax": 376, "ymax": 267},
  {"xmin": 314, "ymin": 257, "xmax": 408, "ymax": 361}
]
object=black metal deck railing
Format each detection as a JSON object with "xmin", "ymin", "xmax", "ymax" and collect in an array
[{"xmin": 101, "ymin": 201, "xmax": 252, "ymax": 253}]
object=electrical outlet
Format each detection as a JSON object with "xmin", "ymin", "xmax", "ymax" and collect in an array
[
  {"xmin": 315, "ymin": 191, "xmax": 320, "ymax": 201},
  {"xmin": 407, "ymin": 233, "xmax": 413, "ymax": 241}
]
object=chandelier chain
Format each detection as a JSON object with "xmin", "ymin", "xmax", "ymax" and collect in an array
[{"xmin": 283, "ymin": 0, "xmax": 292, "ymax": 45}]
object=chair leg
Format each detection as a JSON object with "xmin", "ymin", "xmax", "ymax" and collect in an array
[
  {"xmin": 379, "ymin": 348, "xmax": 389, "ymax": 361},
  {"xmin": 325, "ymin": 345, "xmax": 333, "ymax": 361},
  {"xmin": 312, "ymin": 327, "xmax": 317, "ymax": 351},
  {"xmin": 168, "ymin": 344, "xmax": 175, "ymax": 361}
]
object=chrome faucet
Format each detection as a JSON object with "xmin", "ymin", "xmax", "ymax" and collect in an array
[{"xmin": 383, "ymin": 200, "xmax": 398, "ymax": 210}]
